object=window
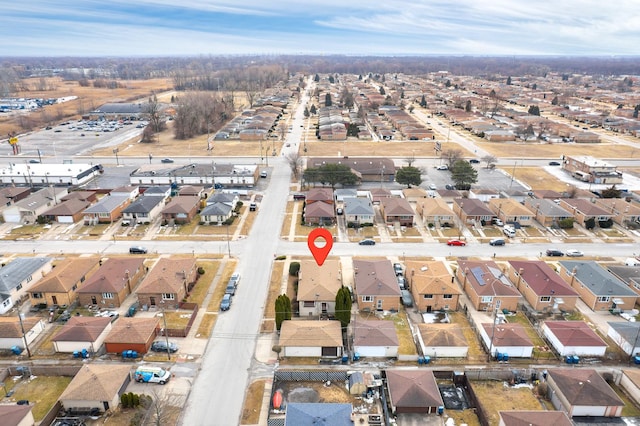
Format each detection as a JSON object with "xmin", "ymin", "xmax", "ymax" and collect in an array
[
  {"xmin": 32, "ymin": 293, "xmax": 43, "ymax": 299},
  {"xmin": 423, "ymin": 294, "xmax": 433, "ymax": 299},
  {"xmin": 162, "ymin": 293, "xmax": 175, "ymax": 301},
  {"xmin": 481, "ymin": 296, "xmax": 494, "ymax": 303},
  {"xmin": 597, "ymin": 296, "xmax": 610, "ymax": 302},
  {"xmin": 102, "ymin": 293, "xmax": 114, "ymax": 299},
  {"xmin": 72, "ymin": 284, "xmax": 77, "ymax": 291},
  {"xmin": 443, "ymin": 294, "xmax": 453, "ymax": 299},
  {"xmin": 26, "ymin": 275, "xmax": 32, "ymax": 283},
  {"xmin": 16, "ymin": 283, "xmax": 22, "ymax": 291},
  {"xmin": 303, "ymin": 301, "xmax": 315, "ymax": 308},
  {"xmin": 540, "ymin": 296, "xmax": 551, "ymax": 302},
  {"xmin": 362, "ymin": 296, "xmax": 373, "ymax": 302}
]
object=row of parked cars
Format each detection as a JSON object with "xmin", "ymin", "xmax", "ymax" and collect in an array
[{"xmin": 221, "ymin": 273, "xmax": 241, "ymax": 311}]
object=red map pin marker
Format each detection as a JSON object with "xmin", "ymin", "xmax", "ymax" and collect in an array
[{"xmin": 307, "ymin": 228, "xmax": 333, "ymax": 266}]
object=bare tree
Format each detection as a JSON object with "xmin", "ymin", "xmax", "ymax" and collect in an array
[
  {"xmin": 144, "ymin": 94, "xmax": 166, "ymax": 133},
  {"xmin": 441, "ymin": 149, "xmax": 463, "ymax": 168},
  {"xmin": 144, "ymin": 389, "xmax": 183, "ymax": 426},
  {"xmin": 481, "ymin": 154, "xmax": 497, "ymax": 169},
  {"xmin": 285, "ymin": 152, "xmax": 303, "ymax": 179},
  {"xmin": 404, "ymin": 153, "xmax": 416, "ymax": 167}
]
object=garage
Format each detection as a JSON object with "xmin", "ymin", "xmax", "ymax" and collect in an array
[{"xmin": 321, "ymin": 346, "xmax": 338, "ymax": 357}]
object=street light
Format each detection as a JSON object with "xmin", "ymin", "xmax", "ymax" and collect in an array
[
  {"xmin": 113, "ymin": 148, "xmax": 120, "ymax": 166},
  {"xmin": 148, "ymin": 153, "xmax": 153, "ymax": 164}
]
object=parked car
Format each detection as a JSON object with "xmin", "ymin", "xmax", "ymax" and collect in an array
[
  {"xmin": 225, "ymin": 282, "xmax": 236, "ymax": 296},
  {"xmin": 358, "ymin": 239, "xmax": 376, "ymax": 246},
  {"xmin": 469, "ymin": 159, "xmax": 480, "ymax": 164},
  {"xmin": 229, "ymin": 273, "xmax": 241, "ymax": 287},
  {"xmin": 548, "ymin": 161, "xmax": 561, "ymax": 166},
  {"xmin": 260, "ymin": 171, "xmax": 268, "ymax": 178},
  {"xmin": 397, "ymin": 276, "xmax": 407, "ymax": 290},
  {"xmin": 492, "ymin": 218, "xmax": 504, "ymax": 226},
  {"xmin": 28, "ymin": 159, "xmax": 40, "ymax": 164},
  {"xmin": 393, "ymin": 263, "xmax": 404, "ymax": 276},
  {"xmin": 429, "ymin": 184, "xmax": 437, "ymax": 190},
  {"xmin": 436, "ymin": 165, "xmax": 449, "ymax": 170},
  {"xmin": 336, "ymin": 208, "xmax": 344, "ymax": 215},
  {"xmin": 129, "ymin": 246, "xmax": 148, "ymax": 254},
  {"xmin": 220, "ymin": 294, "xmax": 232, "ymax": 311},
  {"xmin": 161, "ymin": 158, "xmax": 174, "ymax": 163},
  {"xmin": 447, "ymin": 239, "xmax": 466, "ymax": 246},
  {"xmin": 565, "ymin": 249, "xmax": 584, "ymax": 257},
  {"xmin": 445, "ymin": 184, "xmax": 455, "ymax": 190},
  {"xmin": 401, "ymin": 290, "xmax": 414, "ymax": 307},
  {"xmin": 489, "ymin": 238, "xmax": 506, "ymax": 246},
  {"xmin": 249, "ymin": 202, "xmax": 257, "ymax": 211},
  {"xmin": 546, "ymin": 249, "xmax": 564, "ymax": 257},
  {"xmin": 151, "ymin": 340, "xmax": 179, "ymax": 353}
]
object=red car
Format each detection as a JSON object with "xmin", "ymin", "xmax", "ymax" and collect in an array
[{"xmin": 447, "ymin": 239, "xmax": 466, "ymax": 246}]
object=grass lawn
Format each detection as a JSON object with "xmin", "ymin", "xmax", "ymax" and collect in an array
[
  {"xmin": 241, "ymin": 379, "xmax": 266, "ymax": 424},
  {"xmin": 160, "ymin": 310, "xmax": 194, "ymax": 329},
  {"xmin": 390, "ymin": 311, "xmax": 417, "ymax": 355},
  {"xmin": 280, "ymin": 201, "xmax": 295, "ymax": 238},
  {"xmin": 444, "ymin": 410, "xmax": 481, "ymax": 426},
  {"xmin": 195, "ymin": 312, "xmax": 217, "ymax": 338},
  {"xmin": 263, "ymin": 259, "xmax": 287, "ymax": 322},
  {"xmin": 186, "ymin": 260, "xmax": 220, "ymax": 305},
  {"xmin": 240, "ymin": 206, "xmax": 258, "ymax": 236},
  {"xmin": 471, "ymin": 380, "xmax": 543, "ymax": 426},
  {"xmin": 449, "ymin": 312, "xmax": 486, "ymax": 362},
  {"xmin": 476, "ymin": 139, "xmax": 636, "ymax": 160},
  {"xmin": 206, "ymin": 260, "xmax": 237, "ymax": 312},
  {"xmin": 507, "ymin": 313, "xmax": 555, "ymax": 360},
  {"xmin": 497, "ymin": 166, "xmax": 569, "ymax": 192},
  {"xmin": 2, "ymin": 375, "xmax": 73, "ymax": 421}
]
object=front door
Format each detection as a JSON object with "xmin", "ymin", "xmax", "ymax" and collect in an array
[
  {"xmin": 91, "ymin": 296, "xmax": 97, "ymax": 305},
  {"xmin": 376, "ymin": 299, "xmax": 383, "ymax": 311},
  {"xmin": 150, "ymin": 297, "xmax": 156, "ymax": 306},
  {"xmin": 426, "ymin": 305, "xmax": 432, "ymax": 313},
  {"xmin": 321, "ymin": 303, "xmax": 327, "ymax": 314},
  {"xmin": 52, "ymin": 295, "xmax": 58, "ymax": 305}
]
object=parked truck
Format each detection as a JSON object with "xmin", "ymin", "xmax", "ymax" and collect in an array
[{"xmin": 134, "ymin": 366, "xmax": 171, "ymax": 384}]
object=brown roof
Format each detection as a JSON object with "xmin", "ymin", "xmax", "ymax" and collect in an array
[
  {"xmin": 548, "ymin": 368, "xmax": 624, "ymax": 407},
  {"xmin": 279, "ymin": 320, "xmax": 342, "ymax": 347},
  {"xmin": 161, "ymin": 195, "xmax": 200, "ymax": 214},
  {"xmin": 386, "ymin": 370, "xmax": 443, "ymax": 408},
  {"xmin": 408, "ymin": 260, "xmax": 460, "ymax": 296},
  {"xmin": 30, "ymin": 257, "xmax": 99, "ymax": 293},
  {"xmin": 78, "ymin": 257, "xmax": 145, "ymax": 294},
  {"xmin": 42, "ymin": 199, "xmax": 90, "ymax": 216},
  {"xmin": 543, "ymin": 321, "xmax": 607, "ymax": 347},
  {"xmin": 0, "ymin": 317, "xmax": 41, "ymax": 338},
  {"xmin": 304, "ymin": 201, "xmax": 335, "ymax": 218},
  {"xmin": 136, "ymin": 258, "xmax": 197, "ymax": 294},
  {"xmin": 353, "ymin": 259, "xmax": 401, "ymax": 297},
  {"xmin": 418, "ymin": 324, "xmax": 467, "ymax": 347},
  {"xmin": 353, "ymin": 319, "xmax": 399, "ymax": 347},
  {"xmin": 52, "ymin": 316, "xmax": 112, "ymax": 342},
  {"xmin": 297, "ymin": 259, "xmax": 342, "ymax": 301},
  {"xmin": 457, "ymin": 260, "xmax": 521, "ymax": 298},
  {"xmin": 481, "ymin": 323, "xmax": 533, "ymax": 347},
  {"xmin": 60, "ymin": 364, "xmax": 132, "ymax": 402},
  {"xmin": 622, "ymin": 369, "xmax": 640, "ymax": 388},
  {"xmin": 508, "ymin": 260, "xmax": 578, "ymax": 297},
  {"xmin": 306, "ymin": 188, "xmax": 333, "ymax": 202},
  {"xmin": 104, "ymin": 317, "xmax": 160, "ymax": 344},
  {"xmin": 499, "ymin": 411, "xmax": 572, "ymax": 426},
  {"xmin": 0, "ymin": 405, "xmax": 33, "ymax": 426},
  {"xmin": 381, "ymin": 197, "xmax": 414, "ymax": 215}
]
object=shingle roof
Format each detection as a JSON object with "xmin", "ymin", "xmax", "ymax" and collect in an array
[
  {"xmin": 279, "ymin": 320, "xmax": 342, "ymax": 347},
  {"xmin": 559, "ymin": 260, "xmax": 637, "ymax": 297},
  {"xmin": 83, "ymin": 195, "xmax": 130, "ymax": 214},
  {"xmin": 353, "ymin": 259, "xmax": 401, "ymax": 297},
  {"xmin": 547, "ymin": 368, "xmax": 624, "ymax": 407},
  {"xmin": 353, "ymin": 319, "xmax": 399, "ymax": 347},
  {"xmin": 104, "ymin": 317, "xmax": 159, "ymax": 344},
  {"xmin": 285, "ymin": 403, "xmax": 353, "ymax": 426},
  {"xmin": 0, "ymin": 257, "xmax": 52, "ymax": 293},
  {"xmin": 0, "ymin": 317, "xmax": 41, "ymax": 338},
  {"xmin": 508, "ymin": 260, "xmax": 578, "ymax": 297},
  {"xmin": 408, "ymin": 260, "xmax": 460, "ymax": 296},
  {"xmin": 77, "ymin": 257, "xmax": 144, "ymax": 294},
  {"xmin": 381, "ymin": 197, "xmax": 414, "ymax": 216},
  {"xmin": 161, "ymin": 196, "xmax": 199, "ymax": 214},
  {"xmin": 136, "ymin": 258, "xmax": 196, "ymax": 295},
  {"xmin": 297, "ymin": 259, "xmax": 342, "ymax": 301},
  {"xmin": 29, "ymin": 257, "xmax": 99, "ymax": 293},
  {"xmin": 386, "ymin": 370, "xmax": 443, "ymax": 408},
  {"xmin": 499, "ymin": 411, "xmax": 572, "ymax": 426},
  {"xmin": 59, "ymin": 363, "xmax": 132, "ymax": 402},
  {"xmin": 418, "ymin": 323, "xmax": 467, "ymax": 347},
  {"xmin": 52, "ymin": 316, "xmax": 112, "ymax": 342},
  {"xmin": 482, "ymin": 323, "xmax": 533, "ymax": 347},
  {"xmin": 0, "ymin": 404, "xmax": 33, "ymax": 426},
  {"xmin": 457, "ymin": 260, "xmax": 521, "ymax": 298},
  {"xmin": 544, "ymin": 321, "xmax": 607, "ymax": 347},
  {"xmin": 122, "ymin": 195, "xmax": 164, "ymax": 214}
]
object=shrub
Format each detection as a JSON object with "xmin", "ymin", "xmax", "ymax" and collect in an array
[
  {"xmin": 289, "ymin": 262, "xmax": 300, "ymax": 276},
  {"xmin": 197, "ymin": 266, "xmax": 205, "ymax": 275},
  {"xmin": 428, "ymin": 223, "xmax": 434, "ymax": 228},
  {"xmin": 558, "ymin": 218, "xmax": 574, "ymax": 229},
  {"xmin": 275, "ymin": 255, "xmax": 287, "ymax": 261},
  {"xmin": 121, "ymin": 392, "xmax": 131, "ymax": 408}
]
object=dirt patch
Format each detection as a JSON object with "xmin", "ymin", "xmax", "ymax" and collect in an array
[{"xmin": 273, "ymin": 380, "xmax": 371, "ymax": 406}]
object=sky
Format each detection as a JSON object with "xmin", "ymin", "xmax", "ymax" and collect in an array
[{"xmin": 1, "ymin": 0, "xmax": 639, "ymax": 57}]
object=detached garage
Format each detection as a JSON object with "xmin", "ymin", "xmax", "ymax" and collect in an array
[{"xmin": 279, "ymin": 320, "xmax": 343, "ymax": 358}]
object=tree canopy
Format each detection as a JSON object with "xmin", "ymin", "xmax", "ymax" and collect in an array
[
  {"xmin": 275, "ymin": 294, "xmax": 291, "ymax": 331},
  {"xmin": 335, "ymin": 287, "xmax": 352, "ymax": 329},
  {"xmin": 451, "ymin": 160, "xmax": 478, "ymax": 190},
  {"xmin": 395, "ymin": 166, "xmax": 422, "ymax": 188},
  {"xmin": 303, "ymin": 163, "xmax": 359, "ymax": 188}
]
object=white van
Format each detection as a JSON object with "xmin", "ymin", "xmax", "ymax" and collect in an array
[
  {"xmin": 503, "ymin": 226, "xmax": 516, "ymax": 238},
  {"xmin": 625, "ymin": 258, "xmax": 640, "ymax": 267},
  {"xmin": 134, "ymin": 366, "xmax": 171, "ymax": 384}
]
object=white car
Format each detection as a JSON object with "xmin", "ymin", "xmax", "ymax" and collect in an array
[
  {"xmin": 565, "ymin": 249, "xmax": 584, "ymax": 257},
  {"xmin": 429, "ymin": 184, "xmax": 437, "ymax": 190},
  {"xmin": 436, "ymin": 165, "xmax": 449, "ymax": 170}
]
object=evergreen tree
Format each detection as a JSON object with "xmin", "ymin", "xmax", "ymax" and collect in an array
[
  {"xmin": 420, "ymin": 95, "xmax": 427, "ymax": 108},
  {"xmin": 395, "ymin": 166, "xmax": 422, "ymax": 188},
  {"xmin": 275, "ymin": 294, "xmax": 291, "ymax": 331},
  {"xmin": 335, "ymin": 287, "xmax": 352, "ymax": 329},
  {"xmin": 451, "ymin": 160, "xmax": 478, "ymax": 191},
  {"xmin": 325, "ymin": 93, "xmax": 332, "ymax": 107},
  {"xmin": 310, "ymin": 104, "xmax": 317, "ymax": 115},
  {"xmin": 506, "ymin": 76, "xmax": 512, "ymax": 85}
]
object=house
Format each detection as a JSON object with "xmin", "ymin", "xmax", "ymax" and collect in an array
[
  {"xmin": 28, "ymin": 257, "xmax": 100, "ymax": 308},
  {"xmin": 200, "ymin": 202, "xmax": 233, "ymax": 224},
  {"xmin": 408, "ymin": 260, "xmax": 460, "ymax": 312},
  {"xmin": 297, "ymin": 259, "xmax": 342, "ymax": 318},
  {"xmin": 498, "ymin": 411, "xmax": 573, "ymax": 426},
  {"xmin": 135, "ymin": 258, "xmax": 197, "ymax": 309},
  {"xmin": 109, "ymin": 185, "xmax": 139, "ymax": 200},
  {"xmin": 353, "ymin": 259, "xmax": 402, "ymax": 312},
  {"xmin": 161, "ymin": 195, "xmax": 200, "ymax": 224},
  {"xmin": 456, "ymin": 260, "xmax": 521, "ymax": 312},
  {"xmin": 507, "ymin": 260, "xmax": 579, "ymax": 312},
  {"xmin": 488, "ymin": 198, "xmax": 535, "ymax": 226},
  {"xmin": 142, "ymin": 185, "xmax": 172, "ymax": 199},
  {"xmin": 60, "ymin": 190, "xmax": 98, "ymax": 204},
  {"xmin": 278, "ymin": 320, "xmax": 343, "ymax": 358},
  {"xmin": 562, "ymin": 155, "xmax": 623, "ymax": 185},
  {"xmin": 619, "ymin": 369, "xmax": 640, "ymax": 407},
  {"xmin": 303, "ymin": 201, "xmax": 335, "ymax": 225},
  {"xmin": 352, "ymin": 319, "xmax": 399, "ymax": 358},
  {"xmin": 2, "ymin": 187, "xmax": 68, "ymax": 223},
  {"xmin": 417, "ymin": 323, "xmax": 468, "ymax": 358},
  {"xmin": 0, "ymin": 257, "xmax": 53, "ymax": 314},
  {"xmin": 546, "ymin": 368, "xmax": 624, "ymax": 417},
  {"xmin": 0, "ymin": 404, "xmax": 35, "ymax": 426},
  {"xmin": 479, "ymin": 323, "xmax": 534, "ymax": 358},
  {"xmin": 595, "ymin": 198, "xmax": 640, "ymax": 226},
  {"xmin": 76, "ymin": 257, "xmax": 145, "ymax": 308},
  {"xmin": 333, "ymin": 188, "xmax": 357, "ymax": 203},
  {"xmin": 416, "ymin": 198, "xmax": 455, "ymax": 228},
  {"xmin": 52, "ymin": 316, "xmax": 113, "ymax": 353},
  {"xmin": 557, "ymin": 260, "xmax": 637, "ymax": 311},
  {"xmin": 607, "ymin": 322, "xmax": 640, "ymax": 356},
  {"xmin": 452, "ymin": 198, "xmax": 494, "ymax": 225},
  {"xmin": 307, "ymin": 157, "xmax": 394, "ymax": 182},
  {"xmin": 557, "ymin": 198, "xmax": 614, "ymax": 227},
  {"xmin": 402, "ymin": 187, "xmax": 428, "ymax": 203},
  {"xmin": 524, "ymin": 198, "xmax": 573, "ymax": 227},
  {"xmin": 369, "ymin": 188, "xmax": 393, "ymax": 205},
  {"xmin": 343, "ymin": 197, "xmax": 374, "ymax": 226},
  {"xmin": 103, "ymin": 317, "xmax": 160, "ymax": 354},
  {"xmin": 82, "ymin": 195, "xmax": 131, "ymax": 225},
  {"xmin": 121, "ymin": 195, "xmax": 165, "ymax": 224},
  {"xmin": 59, "ymin": 364, "xmax": 132, "ymax": 415},
  {"xmin": 206, "ymin": 192, "xmax": 238, "ymax": 207},
  {"xmin": 285, "ymin": 403, "xmax": 353, "ymax": 426},
  {"xmin": 541, "ymin": 321, "xmax": 608, "ymax": 356},
  {"xmin": 178, "ymin": 185, "xmax": 205, "ymax": 197},
  {"xmin": 380, "ymin": 197, "xmax": 415, "ymax": 227},
  {"xmin": 40, "ymin": 199, "xmax": 90, "ymax": 223},
  {"xmin": 305, "ymin": 188, "xmax": 334, "ymax": 205},
  {"xmin": 385, "ymin": 370, "xmax": 444, "ymax": 414},
  {"xmin": 0, "ymin": 317, "xmax": 46, "ymax": 351},
  {"xmin": 607, "ymin": 264, "xmax": 640, "ymax": 296}
]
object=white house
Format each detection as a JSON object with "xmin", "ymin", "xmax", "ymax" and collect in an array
[
  {"xmin": 0, "ymin": 257, "xmax": 53, "ymax": 314},
  {"xmin": 607, "ymin": 321, "xmax": 640, "ymax": 356},
  {"xmin": 52, "ymin": 316, "xmax": 113, "ymax": 353},
  {"xmin": 417, "ymin": 323, "xmax": 468, "ymax": 358},
  {"xmin": 0, "ymin": 317, "xmax": 46, "ymax": 351},
  {"xmin": 479, "ymin": 323, "xmax": 534, "ymax": 358},
  {"xmin": 542, "ymin": 321, "xmax": 607, "ymax": 357},
  {"xmin": 618, "ymin": 369, "xmax": 640, "ymax": 407},
  {"xmin": 353, "ymin": 319, "xmax": 399, "ymax": 358},
  {"xmin": 279, "ymin": 320, "xmax": 343, "ymax": 358},
  {"xmin": 2, "ymin": 187, "xmax": 69, "ymax": 223},
  {"xmin": 59, "ymin": 364, "xmax": 132, "ymax": 414}
]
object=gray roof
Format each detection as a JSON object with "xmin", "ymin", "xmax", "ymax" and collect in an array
[
  {"xmin": 558, "ymin": 260, "xmax": 637, "ymax": 297},
  {"xmin": 334, "ymin": 188, "xmax": 357, "ymax": 198},
  {"xmin": 344, "ymin": 197, "xmax": 374, "ymax": 215},
  {"xmin": 608, "ymin": 321, "xmax": 640, "ymax": 346},
  {"xmin": 122, "ymin": 196, "xmax": 164, "ymax": 214},
  {"xmin": 143, "ymin": 186, "xmax": 171, "ymax": 196},
  {"xmin": 284, "ymin": 403, "xmax": 353, "ymax": 426},
  {"xmin": 525, "ymin": 198, "xmax": 572, "ymax": 217},
  {"xmin": 201, "ymin": 202, "xmax": 232, "ymax": 216},
  {"xmin": 0, "ymin": 257, "xmax": 52, "ymax": 293},
  {"xmin": 207, "ymin": 193, "xmax": 236, "ymax": 205},
  {"xmin": 83, "ymin": 195, "xmax": 130, "ymax": 214}
]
